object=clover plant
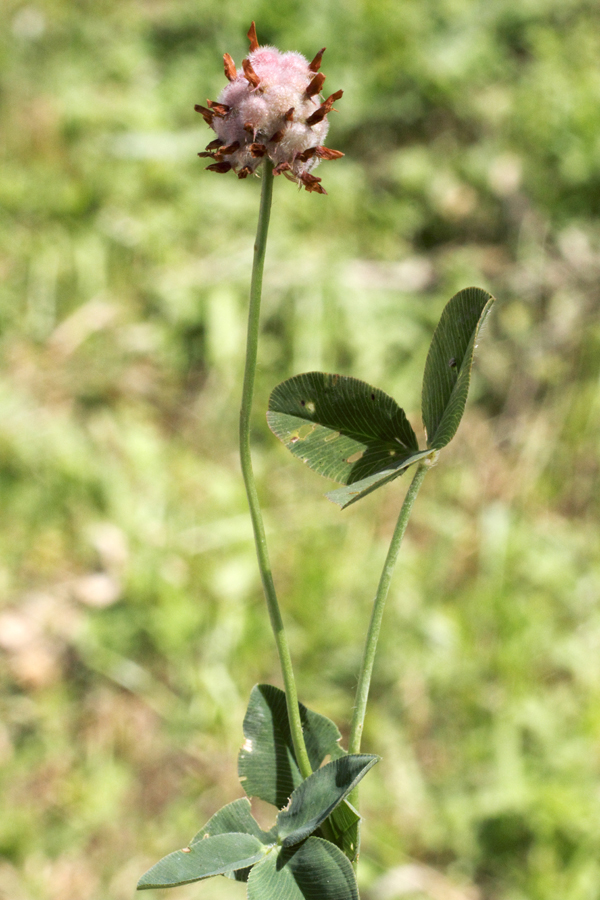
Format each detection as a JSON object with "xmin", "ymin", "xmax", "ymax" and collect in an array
[{"xmin": 138, "ymin": 23, "xmax": 495, "ymax": 899}]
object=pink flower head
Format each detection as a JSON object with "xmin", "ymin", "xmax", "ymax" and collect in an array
[{"xmin": 196, "ymin": 23, "xmax": 344, "ymax": 194}]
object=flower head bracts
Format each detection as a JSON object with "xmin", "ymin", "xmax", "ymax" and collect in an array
[{"xmin": 196, "ymin": 23, "xmax": 344, "ymax": 195}]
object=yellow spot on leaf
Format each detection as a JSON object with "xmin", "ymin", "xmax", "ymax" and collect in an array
[
  {"xmin": 346, "ymin": 450, "xmax": 364, "ymax": 463},
  {"xmin": 297, "ymin": 423, "xmax": 316, "ymax": 440}
]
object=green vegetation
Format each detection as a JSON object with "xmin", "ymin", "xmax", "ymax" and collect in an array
[{"xmin": 2, "ymin": 1, "xmax": 600, "ymax": 898}]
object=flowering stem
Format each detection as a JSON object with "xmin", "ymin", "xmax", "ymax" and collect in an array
[
  {"xmin": 239, "ymin": 160, "xmax": 312, "ymax": 780},
  {"xmin": 349, "ymin": 463, "xmax": 428, "ymax": 758}
]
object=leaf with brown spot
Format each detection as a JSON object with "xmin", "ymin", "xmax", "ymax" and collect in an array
[
  {"xmin": 422, "ymin": 287, "xmax": 495, "ymax": 449},
  {"xmin": 137, "ymin": 833, "xmax": 267, "ymax": 890},
  {"xmin": 238, "ymin": 684, "xmax": 345, "ymax": 810},
  {"xmin": 268, "ymin": 372, "xmax": 421, "ymax": 483}
]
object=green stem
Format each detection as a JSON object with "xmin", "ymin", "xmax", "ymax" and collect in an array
[
  {"xmin": 239, "ymin": 161, "xmax": 312, "ymax": 780},
  {"xmin": 349, "ymin": 462, "xmax": 429, "ymax": 756}
]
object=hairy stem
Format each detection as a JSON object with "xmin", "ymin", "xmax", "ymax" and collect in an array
[
  {"xmin": 239, "ymin": 161, "xmax": 312, "ymax": 779},
  {"xmin": 349, "ymin": 463, "xmax": 429, "ymax": 756}
]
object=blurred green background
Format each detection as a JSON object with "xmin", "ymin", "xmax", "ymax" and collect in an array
[{"xmin": 2, "ymin": 1, "xmax": 600, "ymax": 898}]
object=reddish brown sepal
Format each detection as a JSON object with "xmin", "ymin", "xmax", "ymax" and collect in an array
[
  {"xmin": 243, "ymin": 122, "xmax": 255, "ymax": 134},
  {"xmin": 206, "ymin": 162, "xmax": 233, "ymax": 173},
  {"xmin": 206, "ymin": 100, "xmax": 231, "ymax": 117},
  {"xmin": 238, "ymin": 166, "xmax": 253, "ymax": 179},
  {"xmin": 284, "ymin": 108, "xmax": 295, "ymax": 121},
  {"xmin": 273, "ymin": 162, "xmax": 292, "ymax": 176},
  {"xmin": 269, "ymin": 130, "xmax": 284, "ymax": 143},
  {"xmin": 297, "ymin": 147, "xmax": 317, "ymax": 162},
  {"xmin": 308, "ymin": 48, "xmax": 326, "ymax": 72},
  {"xmin": 300, "ymin": 172, "xmax": 327, "ymax": 194},
  {"xmin": 305, "ymin": 73, "xmax": 326, "ymax": 99},
  {"xmin": 242, "ymin": 58, "xmax": 260, "ymax": 88},
  {"xmin": 205, "ymin": 138, "xmax": 221, "ymax": 151},
  {"xmin": 306, "ymin": 89, "xmax": 343, "ymax": 126},
  {"xmin": 305, "ymin": 107, "xmax": 326, "ymax": 127},
  {"xmin": 315, "ymin": 146, "xmax": 344, "ymax": 159},
  {"xmin": 194, "ymin": 104, "xmax": 214, "ymax": 126},
  {"xmin": 223, "ymin": 53, "xmax": 237, "ymax": 82},
  {"xmin": 249, "ymin": 143, "xmax": 267, "ymax": 157},
  {"xmin": 197, "ymin": 151, "xmax": 217, "ymax": 158},
  {"xmin": 247, "ymin": 22, "xmax": 259, "ymax": 52},
  {"xmin": 219, "ymin": 141, "xmax": 240, "ymax": 155}
]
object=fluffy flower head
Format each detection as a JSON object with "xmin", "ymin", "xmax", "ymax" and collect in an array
[{"xmin": 196, "ymin": 23, "xmax": 343, "ymax": 194}]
